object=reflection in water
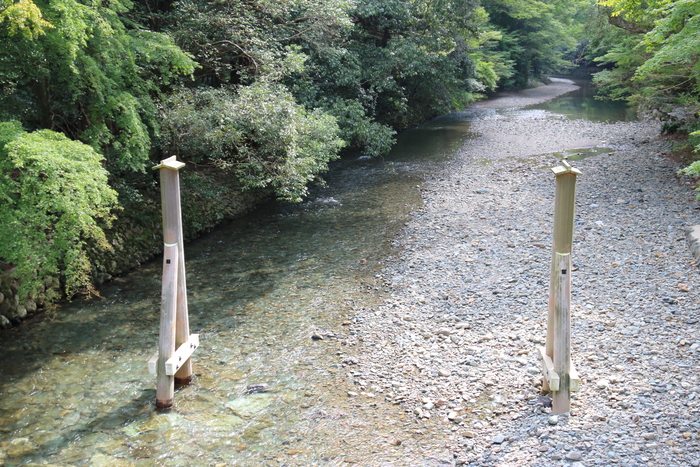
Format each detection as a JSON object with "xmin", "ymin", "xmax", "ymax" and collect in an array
[
  {"xmin": 554, "ymin": 147, "xmax": 614, "ymax": 161},
  {"xmin": 528, "ymin": 77, "xmax": 637, "ymax": 122}
]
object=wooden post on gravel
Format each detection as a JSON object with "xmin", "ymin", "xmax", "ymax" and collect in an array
[
  {"xmin": 538, "ymin": 159, "xmax": 581, "ymax": 414},
  {"xmin": 148, "ymin": 156, "xmax": 199, "ymax": 408}
]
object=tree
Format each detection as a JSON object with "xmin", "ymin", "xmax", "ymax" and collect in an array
[
  {"xmin": 0, "ymin": 0, "xmax": 51, "ymax": 39},
  {"xmin": 0, "ymin": 0, "xmax": 196, "ymax": 174},
  {"xmin": 591, "ymin": 0, "xmax": 700, "ymax": 157},
  {"xmin": 482, "ymin": 0, "xmax": 595, "ymax": 88},
  {"xmin": 158, "ymin": 82, "xmax": 345, "ymax": 202},
  {"xmin": 0, "ymin": 121, "xmax": 118, "ymax": 301},
  {"xmin": 335, "ymin": 0, "xmax": 490, "ymax": 129}
]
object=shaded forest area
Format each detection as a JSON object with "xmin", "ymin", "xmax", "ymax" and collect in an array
[{"xmin": 0, "ymin": 0, "xmax": 699, "ymax": 322}]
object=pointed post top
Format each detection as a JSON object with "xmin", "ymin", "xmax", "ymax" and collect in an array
[
  {"xmin": 551, "ymin": 159, "xmax": 582, "ymax": 177},
  {"xmin": 154, "ymin": 156, "xmax": 186, "ymax": 171}
]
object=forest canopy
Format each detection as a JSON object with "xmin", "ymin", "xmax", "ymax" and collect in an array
[{"xmin": 2, "ymin": 0, "xmax": 699, "ymax": 300}]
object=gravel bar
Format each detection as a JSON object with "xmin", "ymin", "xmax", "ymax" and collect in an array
[{"xmin": 349, "ymin": 79, "xmax": 700, "ymax": 466}]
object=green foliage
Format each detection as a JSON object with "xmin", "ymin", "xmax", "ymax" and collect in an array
[
  {"xmin": 591, "ymin": 30, "xmax": 647, "ymax": 101},
  {"xmin": 592, "ymin": 0, "xmax": 700, "ymax": 105},
  {"xmin": 591, "ymin": 0, "xmax": 700, "ymax": 169},
  {"xmin": 159, "ymin": 83, "xmax": 345, "ymax": 202},
  {"xmin": 165, "ymin": 0, "xmax": 353, "ymax": 86},
  {"xmin": 0, "ymin": 121, "xmax": 118, "ymax": 301},
  {"xmin": 678, "ymin": 122, "xmax": 700, "ymax": 198},
  {"xmin": 0, "ymin": 0, "xmax": 52, "ymax": 38},
  {"xmin": 481, "ymin": 0, "xmax": 593, "ymax": 88},
  {"xmin": 226, "ymin": 82, "xmax": 346, "ymax": 202},
  {"xmin": 157, "ymin": 87, "xmax": 242, "ymax": 164},
  {"xmin": 324, "ymin": 99, "xmax": 396, "ymax": 157},
  {"xmin": 161, "ymin": 0, "xmax": 592, "ymax": 160},
  {"xmin": 475, "ymin": 58, "xmax": 499, "ymax": 92},
  {"xmin": 180, "ymin": 172, "xmax": 227, "ymax": 237},
  {"xmin": 0, "ymin": 0, "xmax": 606, "ymax": 317},
  {"xmin": 342, "ymin": 0, "xmax": 488, "ymax": 128},
  {"xmin": 635, "ymin": 1, "xmax": 700, "ymax": 95},
  {"xmin": 0, "ymin": 0, "xmax": 196, "ymax": 174}
]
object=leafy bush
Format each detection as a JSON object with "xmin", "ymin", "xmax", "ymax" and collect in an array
[
  {"xmin": 0, "ymin": 0, "xmax": 196, "ymax": 175},
  {"xmin": 324, "ymin": 98, "xmax": 395, "ymax": 157},
  {"xmin": 159, "ymin": 82, "xmax": 345, "ymax": 202},
  {"xmin": 180, "ymin": 172, "xmax": 228, "ymax": 237},
  {"xmin": 0, "ymin": 121, "xmax": 118, "ymax": 301}
]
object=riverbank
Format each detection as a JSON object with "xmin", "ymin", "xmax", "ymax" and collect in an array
[
  {"xmin": 0, "ymin": 168, "xmax": 273, "ymax": 329},
  {"xmin": 347, "ymin": 78, "xmax": 700, "ymax": 465},
  {"xmin": 0, "ymin": 78, "xmax": 585, "ymax": 330}
]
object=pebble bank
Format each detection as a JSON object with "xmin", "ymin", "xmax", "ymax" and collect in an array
[{"xmin": 344, "ymin": 79, "xmax": 700, "ymax": 466}]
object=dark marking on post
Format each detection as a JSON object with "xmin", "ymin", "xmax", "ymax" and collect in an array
[
  {"xmin": 156, "ymin": 398, "xmax": 173, "ymax": 409},
  {"xmin": 175, "ymin": 376, "xmax": 193, "ymax": 386}
]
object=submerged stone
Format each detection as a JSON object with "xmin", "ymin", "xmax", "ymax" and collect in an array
[
  {"xmin": 225, "ymin": 393, "xmax": 275, "ymax": 418},
  {"xmin": 6, "ymin": 437, "xmax": 37, "ymax": 458},
  {"xmin": 122, "ymin": 412, "xmax": 182, "ymax": 437},
  {"xmin": 185, "ymin": 413, "xmax": 245, "ymax": 431}
]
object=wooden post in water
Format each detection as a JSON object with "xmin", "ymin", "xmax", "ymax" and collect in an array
[
  {"xmin": 538, "ymin": 160, "xmax": 581, "ymax": 414},
  {"xmin": 148, "ymin": 156, "xmax": 199, "ymax": 408},
  {"xmin": 156, "ymin": 244, "xmax": 178, "ymax": 408}
]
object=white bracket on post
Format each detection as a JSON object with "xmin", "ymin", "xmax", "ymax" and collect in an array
[
  {"xmin": 148, "ymin": 334, "xmax": 199, "ymax": 376},
  {"xmin": 166, "ymin": 334, "xmax": 199, "ymax": 375},
  {"xmin": 537, "ymin": 346, "xmax": 579, "ymax": 392}
]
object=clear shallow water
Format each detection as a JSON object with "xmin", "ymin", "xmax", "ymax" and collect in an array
[
  {"xmin": 0, "ymin": 110, "xmax": 485, "ymax": 466},
  {"xmin": 0, "ymin": 87, "xmax": 631, "ymax": 465},
  {"xmin": 527, "ymin": 77, "xmax": 637, "ymax": 123}
]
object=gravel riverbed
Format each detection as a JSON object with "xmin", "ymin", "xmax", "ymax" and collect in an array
[{"xmin": 346, "ymin": 79, "xmax": 700, "ymax": 466}]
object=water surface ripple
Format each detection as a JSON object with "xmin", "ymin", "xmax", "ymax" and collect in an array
[{"xmin": 0, "ymin": 107, "xmax": 489, "ymax": 465}]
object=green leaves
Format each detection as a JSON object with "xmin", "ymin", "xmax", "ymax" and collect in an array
[
  {"xmin": 594, "ymin": 0, "xmax": 700, "ymax": 183},
  {"xmin": 0, "ymin": 0, "xmax": 52, "ymax": 38},
  {"xmin": 635, "ymin": 1, "xmax": 700, "ymax": 89},
  {"xmin": 324, "ymin": 98, "xmax": 396, "ymax": 157},
  {"xmin": 0, "ymin": 121, "xmax": 118, "ymax": 301},
  {"xmin": 592, "ymin": 1, "xmax": 700, "ymax": 136},
  {"xmin": 482, "ymin": 0, "xmax": 589, "ymax": 88},
  {"xmin": 159, "ymin": 83, "xmax": 345, "ymax": 202},
  {"xmin": 0, "ymin": 0, "xmax": 196, "ymax": 174}
]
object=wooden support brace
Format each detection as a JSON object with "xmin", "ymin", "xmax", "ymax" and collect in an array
[
  {"xmin": 165, "ymin": 334, "xmax": 199, "ymax": 376},
  {"xmin": 538, "ymin": 346, "xmax": 580, "ymax": 393},
  {"xmin": 148, "ymin": 353, "xmax": 159, "ymax": 375},
  {"xmin": 538, "ymin": 346, "xmax": 560, "ymax": 391},
  {"xmin": 147, "ymin": 334, "xmax": 200, "ymax": 375},
  {"xmin": 569, "ymin": 365, "xmax": 580, "ymax": 392}
]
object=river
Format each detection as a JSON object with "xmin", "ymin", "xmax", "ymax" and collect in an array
[{"xmin": 0, "ymin": 78, "xmax": 631, "ymax": 466}]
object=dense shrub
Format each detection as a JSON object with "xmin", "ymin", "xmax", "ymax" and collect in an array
[
  {"xmin": 158, "ymin": 82, "xmax": 345, "ymax": 202},
  {"xmin": 0, "ymin": 121, "xmax": 118, "ymax": 301}
]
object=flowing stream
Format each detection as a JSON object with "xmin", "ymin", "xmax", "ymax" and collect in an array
[{"xmin": 0, "ymin": 78, "xmax": 631, "ymax": 466}]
